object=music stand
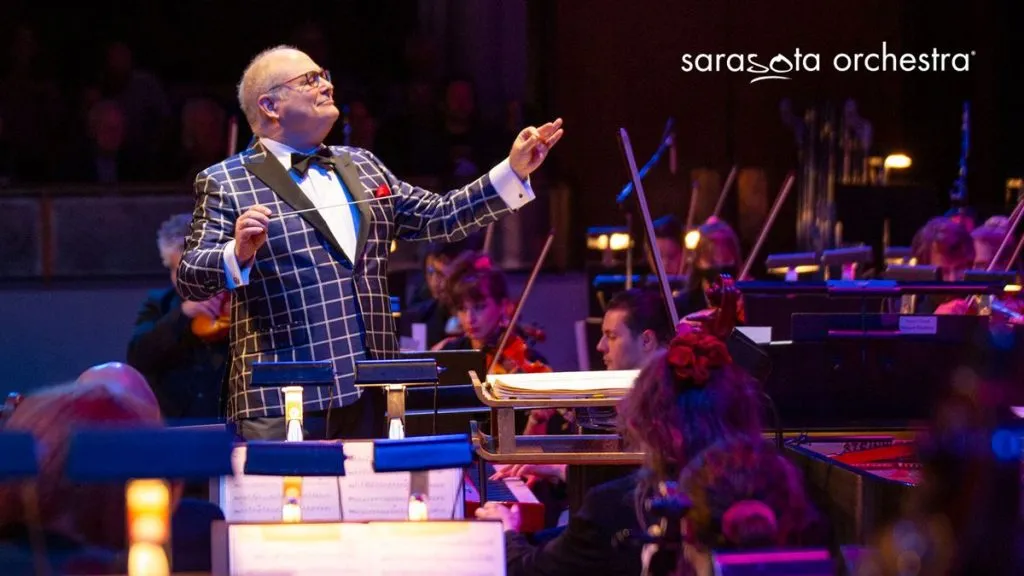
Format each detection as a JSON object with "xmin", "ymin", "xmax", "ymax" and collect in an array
[
  {"xmin": 883, "ymin": 264, "xmax": 939, "ymax": 313},
  {"xmin": 765, "ymin": 252, "xmax": 821, "ymax": 281},
  {"xmin": 66, "ymin": 427, "xmax": 234, "ymax": 576},
  {"xmin": 251, "ymin": 361, "xmax": 335, "ymax": 442},
  {"xmin": 372, "ymin": 434, "xmax": 472, "ymax": 520},
  {"xmin": 821, "ymin": 245, "xmax": 873, "ymax": 280},
  {"xmin": 242, "ymin": 441, "xmax": 346, "ymax": 523},
  {"xmin": 355, "ymin": 358, "xmax": 440, "ymax": 439}
]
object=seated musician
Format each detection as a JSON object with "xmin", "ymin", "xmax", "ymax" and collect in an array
[
  {"xmin": 491, "ymin": 288, "xmax": 676, "ymax": 523},
  {"xmin": 432, "ymin": 252, "xmax": 563, "ymax": 435},
  {"xmin": 910, "ymin": 216, "xmax": 975, "ymax": 314},
  {"xmin": 971, "ymin": 216, "xmax": 1016, "ymax": 270},
  {"xmin": 475, "ymin": 327, "xmax": 769, "ymax": 575},
  {"xmin": 126, "ymin": 213, "xmax": 229, "ymax": 422},
  {"xmin": 674, "ymin": 437, "xmax": 821, "ymax": 575},
  {"xmin": 675, "ymin": 217, "xmax": 743, "ymax": 319},
  {"xmin": 401, "ymin": 241, "xmax": 468, "ymax": 348},
  {"xmin": 648, "ymin": 214, "xmax": 685, "ymax": 277}
]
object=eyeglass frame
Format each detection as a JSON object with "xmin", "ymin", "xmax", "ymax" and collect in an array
[{"xmin": 266, "ymin": 68, "xmax": 332, "ymax": 93}]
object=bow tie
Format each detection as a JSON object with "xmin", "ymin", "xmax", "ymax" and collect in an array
[{"xmin": 291, "ymin": 148, "xmax": 336, "ymax": 177}]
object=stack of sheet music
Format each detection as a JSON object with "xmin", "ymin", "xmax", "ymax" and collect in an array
[{"xmin": 486, "ymin": 369, "xmax": 639, "ymax": 399}]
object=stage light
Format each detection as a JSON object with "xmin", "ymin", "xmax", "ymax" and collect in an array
[
  {"xmin": 884, "ymin": 153, "xmax": 912, "ymax": 170},
  {"xmin": 684, "ymin": 229, "xmax": 701, "ymax": 250},
  {"xmin": 608, "ymin": 233, "xmax": 631, "ymax": 251}
]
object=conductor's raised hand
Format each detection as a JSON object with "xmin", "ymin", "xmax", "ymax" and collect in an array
[
  {"xmin": 509, "ymin": 118, "xmax": 564, "ymax": 180},
  {"xmin": 234, "ymin": 205, "xmax": 272, "ymax": 264}
]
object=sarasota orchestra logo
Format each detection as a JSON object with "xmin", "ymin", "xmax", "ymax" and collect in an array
[{"xmin": 680, "ymin": 42, "xmax": 975, "ymax": 84}]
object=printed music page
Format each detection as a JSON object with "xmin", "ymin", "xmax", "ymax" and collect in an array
[
  {"xmin": 488, "ymin": 369, "xmax": 638, "ymax": 398},
  {"xmin": 223, "ymin": 521, "xmax": 505, "ymax": 576},
  {"xmin": 226, "ymin": 523, "xmax": 369, "ymax": 575},
  {"xmin": 219, "ymin": 444, "xmax": 342, "ymax": 522},
  {"xmin": 367, "ymin": 521, "xmax": 506, "ymax": 575},
  {"xmin": 338, "ymin": 441, "xmax": 464, "ymax": 520}
]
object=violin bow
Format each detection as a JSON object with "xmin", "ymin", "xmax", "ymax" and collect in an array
[
  {"xmin": 711, "ymin": 165, "xmax": 739, "ymax": 219},
  {"xmin": 617, "ymin": 128, "xmax": 679, "ymax": 327},
  {"xmin": 738, "ymin": 171, "xmax": 796, "ymax": 281},
  {"xmin": 487, "ymin": 230, "xmax": 556, "ymax": 374}
]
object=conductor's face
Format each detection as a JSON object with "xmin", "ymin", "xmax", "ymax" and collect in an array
[{"xmin": 263, "ymin": 50, "xmax": 338, "ymax": 147}]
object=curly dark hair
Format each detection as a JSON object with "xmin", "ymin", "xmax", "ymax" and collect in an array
[
  {"xmin": 616, "ymin": 335, "xmax": 763, "ymax": 505},
  {"xmin": 680, "ymin": 437, "xmax": 818, "ymax": 551}
]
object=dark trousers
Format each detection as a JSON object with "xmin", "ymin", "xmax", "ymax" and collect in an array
[{"xmin": 236, "ymin": 390, "xmax": 385, "ymax": 441}]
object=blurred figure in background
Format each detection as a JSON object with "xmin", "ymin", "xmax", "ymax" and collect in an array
[{"xmin": 127, "ymin": 213, "xmax": 228, "ymax": 422}]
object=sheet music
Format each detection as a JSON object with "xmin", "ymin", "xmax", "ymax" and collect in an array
[
  {"xmin": 367, "ymin": 521, "xmax": 505, "ymax": 575},
  {"xmin": 488, "ymin": 369, "xmax": 638, "ymax": 398},
  {"xmin": 223, "ymin": 521, "xmax": 505, "ymax": 576},
  {"xmin": 338, "ymin": 442, "xmax": 463, "ymax": 521},
  {"xmin": 217, "ymin": 442, "xmax": 464, "ymax": 522},
  {"xmin": 220, "ymin": 445, "xmax": 342, "ymax": 522},
  {"xmin": 227, "ymin": 523, "xmax": 368, "ymax": 575}
]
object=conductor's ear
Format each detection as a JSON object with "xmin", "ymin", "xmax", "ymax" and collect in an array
[{"xmin": 259, "ymin": 96, "xmax": 277, "ymax": 117}]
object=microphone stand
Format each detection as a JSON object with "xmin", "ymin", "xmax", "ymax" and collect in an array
[{"xmin": 617, "ymin": 118, "xmax": 677, "ymax": 289}]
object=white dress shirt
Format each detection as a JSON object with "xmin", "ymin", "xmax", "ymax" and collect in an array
[{"xmin": 223, "ymin": 138, "xmax": 535, "ymax": 287}]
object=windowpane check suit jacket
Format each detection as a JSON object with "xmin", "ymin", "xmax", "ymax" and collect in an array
[{"xmin": 176, "ymin": 142, "xmax": 519, "ymax": 420}]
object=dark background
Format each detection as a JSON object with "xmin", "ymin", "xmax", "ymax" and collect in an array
[{"xmin": 4, "ymin": 0, "xmax": 1021, "ymax": 267}]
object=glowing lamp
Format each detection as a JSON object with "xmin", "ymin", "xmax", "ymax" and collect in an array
[
  {"xmin": 884, "ymin": 154, "xmax": 912, "ymax": 170},
  {"xmin": 684, "ymin": 229, "xmax": 701, "ymax": 251}
]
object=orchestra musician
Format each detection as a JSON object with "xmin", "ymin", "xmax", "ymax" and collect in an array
[
  {"xmin": 910, "ymin": 216, "xmax": 975, "ymax": 315},
  {"xmin": 971, "ymin": 216, "xmax": 1016, "ymax": 271},
  {"xmin": 675, "ymin": 217, "xmax": 743, "ymax": 319},
  {"xmin": 175, "ymin": 45, "xmax": 563, "ymax": 440},
  {"xmin": 475, "ymin": 328, "xmax": 768, "ymax": 575},
  {"xmin": 432, "ymin": 252, "xmax": 563, "ymax": 434},
  {"xmin": 127, "ymin": 213, "xmax": 228, "ymax": 422},
  {"xmin": 400, "ymin": 241, "xmax": 467, "ymax": 349}
]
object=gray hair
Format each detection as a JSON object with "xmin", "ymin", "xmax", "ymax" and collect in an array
[
  {"xmin": 237, "ymin": 44, "xmax": 298, "ymax": 134},
  {"xmin": 157, "ymin": 213, "xmax": 193, "ymax": 256}
]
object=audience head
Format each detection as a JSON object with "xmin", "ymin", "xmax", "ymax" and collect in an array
[
  {"xmin": 971, "ymin": 216, "xmax": 1015, "ymax": 270},
  {"xmin": 181, "ymin": 96, "xmax": 227, "ymax": 161},
  {"xmin": 237, "ymin": 45, "xmax": 337, "ymax": 149},
  {"xmin": 444, "ymin": 251, "xmax": 507, "ymax": 344},
  {"xmin": 597, "ymin": 288, "xmax": 674, "ymax": 370},
  {"xmin": 77, "ymin": 362, "xmax": 160, "ymax": 419},
  {"xmin": 157, "ymin": 213, "xmax": 193, "ymax": 286},
  {"xmin": 0, "ymin": 379, "xmax": 163, "ymax": 550},
  {"xmin": 87, "ymin": 99, "xmax": 126, "ymax": 155},
  {"xmin": 617, "ymin": 329, "xmax": 763, "ymax": 492},
  {"xmin": 911, "ymin": 216, "xmax": 974, "ymax": 282},
  {"xmin": 676, "ymin": 437, "xmax": 818, "ymax": 575}
]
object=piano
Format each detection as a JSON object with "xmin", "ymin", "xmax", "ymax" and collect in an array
[
  {"xmin": 785, "ymin": 432, "xmax": 920, "ymax": 545},
  {"xmin": 464, "ymin": 461, "xmax": 546, "ymax": 533}
]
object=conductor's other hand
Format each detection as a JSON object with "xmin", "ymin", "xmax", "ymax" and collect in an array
[
  {"xmin": 234, "ymin": 205, "xmax": 272, "ymax": 264},
  {"xmin": 509, "ymin": 118, "xmax": 564, "ymax": 180}
]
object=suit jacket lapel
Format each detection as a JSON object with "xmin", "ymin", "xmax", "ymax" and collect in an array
[
  {"xmin": 333, "ymin": 152, "xmax": 371, "ymax": 262},
  {"xmin": 243, "ymin": 143, "xmax": 348, "ymax": 259}
]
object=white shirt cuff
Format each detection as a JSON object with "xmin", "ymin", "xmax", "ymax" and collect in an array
[
  {"xmin": 223, "ymin": 240, "xmax": 253, "ymax": 288},
  {"xmin": 489, "ymin": 158, "xmax": 535, "ymax": 211}
]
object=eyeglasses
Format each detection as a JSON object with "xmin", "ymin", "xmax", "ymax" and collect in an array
[{"xmin": 268, "ymin": 69, "xmax": 332, "ymax": 92}]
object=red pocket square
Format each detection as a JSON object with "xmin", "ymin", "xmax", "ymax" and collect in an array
[{"xmin": 374, "ymin": 183, "xmax": 391, "ymax": 198}]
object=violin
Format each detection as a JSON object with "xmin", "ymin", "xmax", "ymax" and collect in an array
[
  {"xmin": 485, "ymin": 326, "xmax": 552, "ymax": 375},
  {"xmin": 190, "ymin": 294, "xmax": 231, "ymax": 343}
]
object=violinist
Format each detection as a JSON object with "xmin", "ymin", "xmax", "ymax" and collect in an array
[
  {"xmin": 126, "ymin": 213, "xmax": 228, "ymax": 422},
  {"xmin": 432, "ymin": 252, "xmax": 567, "ymax": 434},
  {"xmin": 675, "ymin": 217, "xmax": 743, "ymax": 319},
  {"xmin": 909, "ymin": 216, "xmax": 975, "ymax": 314}
]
